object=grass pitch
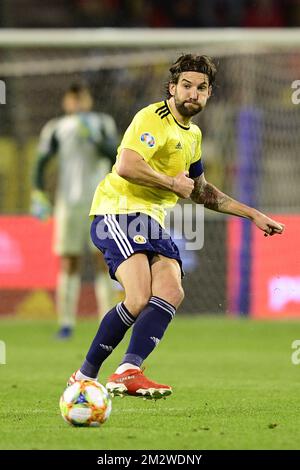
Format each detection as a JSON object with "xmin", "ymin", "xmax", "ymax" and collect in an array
[{"xmin": 0, "ymin": 315, "xmax": 300, "ymax": 450}]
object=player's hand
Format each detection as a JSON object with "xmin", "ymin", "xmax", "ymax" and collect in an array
[
  {"xmin": 252, "ymin": 212, "xmax": 285, "ymax": 237},
  {"xmin": 30, "ymin": 189, "xmax": 52, "ymax": 220},
  {"xmin": 172, "ymin": 171, "xmax": 195, "ymax": 198}
]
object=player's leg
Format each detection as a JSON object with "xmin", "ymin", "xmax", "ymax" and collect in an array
[
  {"xmin": 151, "ymin": 254, "xmax": 184, "ymax": 305},
  {"xmin": 54, "ymin": 205, "xmax": 84, "ymax": 338},
  {"xmin": 56, "ymin": 255, "xmax": 81, "ymax": 338},
  {"xmin": 107, "ymin": 215, "xmax": 184, "ymax": 398},
  {"xmin": 69, "ymin": 213, "xmax": 180, "ymax": 398},
  {"xmin": 87, "ymin": 216, "xmax": 116, "ymax": 320},
  {"xmin": 107, "ymin": 255, "xmax": 183, "ymax": 398},
  {"xmin": 119, "ymin": 254, "xmax": 183, "ymax": 366},
  {"xmin": 69, "ymin": 214, "xmax": 153, "ymax": 384},
  {"xmin": 70, "ymin": 252, "xmax": 151, "ymax": 383},
  {"xmin": 93, "ymin": 251, "xmax": 116, "ymax": 321}
]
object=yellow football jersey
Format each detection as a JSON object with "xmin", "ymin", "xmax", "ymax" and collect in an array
[{"xmin": 90, "ymin": 100, "xmax": 202, "ymax": 226}]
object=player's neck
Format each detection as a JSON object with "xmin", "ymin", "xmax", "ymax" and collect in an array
[{"xmin": 167, "ymin": 98, "xmax": 191, "ymax": 127}]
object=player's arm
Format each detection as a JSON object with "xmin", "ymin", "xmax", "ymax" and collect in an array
[
  {"xmin": 98, "ymin": 138, "xmax": 118, "ymax": 166},
  {"xmin": 31, "ymin": 155, "xmax": 53, "ymax": 220},
  {"xmin": 97, "ymin": 115, "xmax": 119, "ymax": 166},
  {"xmin": 190, "ymin": 173, "xmax": 284, "ymax": 237},
  {"xmin": 116, "ymin": 148, "xmax": 194, "ymax": 198},
  {"xmin": 32, "ymin": 120, "xmax": 58, "ymax": 191},
  {"xmin": 116, "ymin": 107, "xmax": 194, "ymax": 196},
  {"xmin": 31, "ymin": 123, "xmax": 58, "ymax": 219},
  {"xmin": 31, "ymin": 151, "xmax": 54, "ymax": 220},
  {"xmin": 32, "ymin": 151, "xmax": 54, "ymax": 191}
]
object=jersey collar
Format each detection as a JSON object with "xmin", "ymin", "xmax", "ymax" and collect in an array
[{"xmin": 165, "ymin": 100, "xmax": 190, "ymax": 130}]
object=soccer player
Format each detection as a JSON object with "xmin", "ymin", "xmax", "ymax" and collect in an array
[
  {"xmin": 31, "ymin": 84, "xmax": 118, "ymax": 338},
  {"xmin": 68, "ymin": 55, "xmax": 284, "ymax": 398}
]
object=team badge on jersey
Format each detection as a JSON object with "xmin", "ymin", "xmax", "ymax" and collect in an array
[
  {"xmin": 140, "ymin": 132, "xmax": 155, "ymax": 148},
  {"xmin": 133, "ymin": 235, "xmax": 147, "ymax": 244}
]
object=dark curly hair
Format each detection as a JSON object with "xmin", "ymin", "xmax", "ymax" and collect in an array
[{"xmin": 166, "ymin": 54, "xmax": 217, "ymax": 98}]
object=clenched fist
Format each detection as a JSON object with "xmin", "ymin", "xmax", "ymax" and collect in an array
[{"xmin": 172, "ymin": 171, "xmax": 195, "ymax": 199}]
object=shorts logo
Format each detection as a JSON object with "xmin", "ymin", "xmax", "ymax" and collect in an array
[
  {"xmin": 140, "ymin": 132, "xmax": 155, "ymax": 148},
  {"xmin": 133, "ymin": 235, "xmax": 147, "ymax": 244}
]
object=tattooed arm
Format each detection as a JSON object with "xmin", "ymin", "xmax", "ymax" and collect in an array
[{"xmin": 190, "ymin": 173, "xmax": 285, "ymax": 237}]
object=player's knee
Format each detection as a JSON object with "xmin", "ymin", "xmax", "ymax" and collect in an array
[
  {"xmin": 167, "ymin": 285, "xmax": 185, "ymax": 309},
  {"xmin": 124, "ymin": 291, "xmax": 151, "ymax": 317},
  {"xmin": 175, "ymin": 285, "xmax": 185, "ymax": 307}
]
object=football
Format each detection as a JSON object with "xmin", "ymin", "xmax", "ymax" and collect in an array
[{"xmin": 59, "ymin": 380, "xmax": 112, "ymax": 427}]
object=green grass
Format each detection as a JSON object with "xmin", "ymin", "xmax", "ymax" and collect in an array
[{"xmin": 1, "ymin": 315, "xmax": 300, "ymax": 450}]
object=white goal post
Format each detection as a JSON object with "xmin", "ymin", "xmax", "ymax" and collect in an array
[
  {"xmin": 0, "ymin": 27, "xmax": 300, "ymax": 48},
  {"xmin": 1, "ymin": 28, "xmax": 300, "ymax": 77}
]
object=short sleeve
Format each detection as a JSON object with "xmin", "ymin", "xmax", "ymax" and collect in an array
[{"xmin": 119, "ymin": 107, "xmax": 166, "ymax": 162}]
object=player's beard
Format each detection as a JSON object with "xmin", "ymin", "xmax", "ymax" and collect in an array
[{"xmin": 174, "ymin": 95, "xmax": 204, "ymax": 118}]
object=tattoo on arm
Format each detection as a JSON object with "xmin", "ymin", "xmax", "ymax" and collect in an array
[{"xmin": 191, "ymin": 176, "xmax": 232, "ymax": 212}]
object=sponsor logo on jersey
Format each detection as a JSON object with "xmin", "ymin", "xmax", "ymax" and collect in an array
[
  {"xmin": 140, "ymin": 132, "xmax": 155, "ymax": 148},
  {"xmin": 175, "ymin": 141, "xmax": 182, "ymax": 149},
  {"xmin": 133, "ymin": 235, "xmax": 147, "ymax": 244}
]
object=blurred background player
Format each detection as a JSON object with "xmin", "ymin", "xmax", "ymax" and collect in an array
[{"xmin": 31, "ymin": 83, "xmax": 119, "ymax": 338}]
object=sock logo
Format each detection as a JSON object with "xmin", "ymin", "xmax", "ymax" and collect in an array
[
  {"xmin": 99, "ymin": 344, "xmax": 113, "ymax": 352},
  {"xmin": 150, "ymin": 336, "xmax": 160, "ymax": 346}
]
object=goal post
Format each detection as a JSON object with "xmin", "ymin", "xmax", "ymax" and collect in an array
[{"xmin": 0, "ymin": 27, "xmax": 300, "ymax": 48}]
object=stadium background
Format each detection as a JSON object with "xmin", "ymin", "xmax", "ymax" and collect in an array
[
  {"xmin": 0, "ymin": 1, "xmax": 299, "ymax": 320},
  {"xmin": 1, "ymin": 0, "xmax": 300, "ymax": 454}
]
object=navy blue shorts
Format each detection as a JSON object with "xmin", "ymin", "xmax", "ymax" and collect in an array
[{"xmin": 90, "ymin": 213, "xmax": 183, "ymax": 281}]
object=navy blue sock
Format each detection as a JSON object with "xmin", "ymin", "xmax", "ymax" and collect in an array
[
  {"xmin": 81, "ymin": 303, "xmax": 135, "ymax": 378},
  {"xmin": 120, "ymin": 296, "xmax": 176, "ymax": 368}
]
